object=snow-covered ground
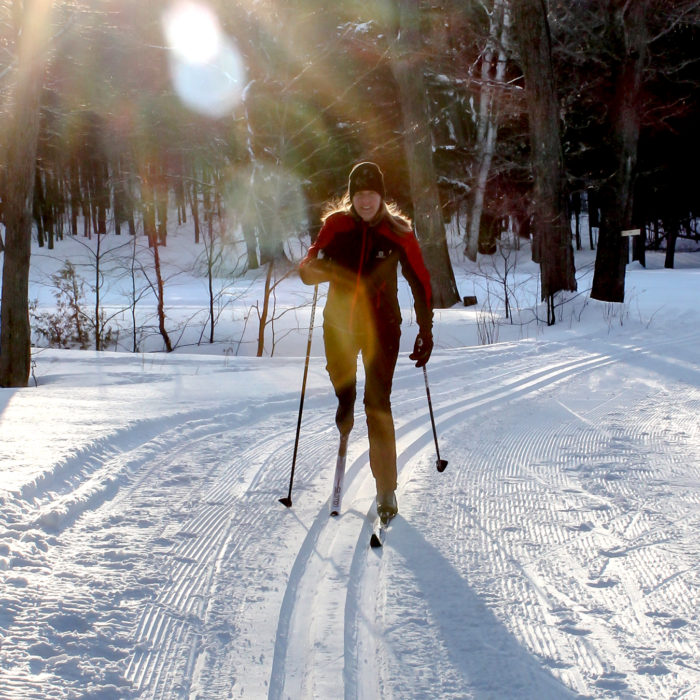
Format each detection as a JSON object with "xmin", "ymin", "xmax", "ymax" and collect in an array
[{"xmin": 1, "ymin": 226, "xmax": 700, "ymax": 699}]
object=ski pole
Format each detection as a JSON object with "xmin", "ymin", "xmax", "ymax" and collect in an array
[
  {"xmin": 280, "ymin": 285, "xmax": 319, "ymax": 508},
  {"xmin": 423, "ymin": 365, "xmax": 448, "ymax": 472}
]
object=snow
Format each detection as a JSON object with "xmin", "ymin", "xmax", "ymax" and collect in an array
[{"xmin": 1, "ymin": 224, "xmax": 700, "ymax": 699}]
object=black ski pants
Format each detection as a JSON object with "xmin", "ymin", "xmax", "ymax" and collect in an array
[{"xmin": 323, "ymin": 320, "xmax": 401, "ymax": 495}]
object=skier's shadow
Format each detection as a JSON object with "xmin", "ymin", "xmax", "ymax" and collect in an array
[
  {"xmin": 388, "ymin": 517, "xmax": 580, "ymax": 699},
  {"xmin": 0, "ymin": 389, "xmax": 16, "ymax": 417}
]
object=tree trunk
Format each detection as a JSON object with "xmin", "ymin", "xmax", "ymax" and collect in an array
[
  {"xmin": 34, "ymin": 169, "xmax": 46, "ymax": 248},
  {"xmin": 156, "ymin": 167, "xmax": 168, "ymax": 246},
  {"xmin": 571, "ymin": 192, "xmax": 582, "ymax": 251},
  {"xmin": 95, "ymin": 161, "xmax": 108, "ymax": 235},
  {"xmin": 465, "ymin": 0, "xmax": 510, "ymax": 262},
  {"xmin": 392, "ymin": 0, "xmax": 460, "ymax": 308},
  {"xmin": 0, "ymin": 0, "xmax": 52, "ymax": 387},
  {"xmin": 664, "ymin": 219, "xmax": 678, "ymax": 269},
  {"xmin": 591, "ymin": 0, "xmax": 649, "ymax": 302},
  {"xmin": 190, "ymin": 175, "xmax": 201, "ymax": 244},
  {"xmin": 243, "ymin": 224, "xmax": 259, "ymax": 270},
  {"xmin": 206, "ymin": 205, "xmax": 216, "ymax": 344},
  {"xmin": 44, "ymin": 169, "xmax": 57, "ymax": 249},
  {"xmin": 511, "ymin": 0, "xmax": 576, "ymax": 309},
  {"xmin": 113, "ymin": 158, "xmax": 132, "ymax": 236},
  {"xmin": 69, "ymin": 156, "xmax": 80, "ymax": 236},
  {"xmin": 632, "ymin": 223, "xmax": 646, "ymax": 267},
  {"xmin": 151, "ymin": 240, "xmax": 173, "ymax": 352},
  {"xmin": 142, "ymin": 168, "xmax": 157, "ymax": 241},
  {"xmin": 256, "ymin": 169, "xmax": 290, "ymax": 266},
  {"xmin": 587, "ymin": 189, "xmax": 598, "ymax": 250},
  {"xmin": 256, "ymin": 262, "xmax": 274, "ymax": 357},
  {"xmin": 94, "ymin": 231, "xmax": 103, "ymax": 350}
]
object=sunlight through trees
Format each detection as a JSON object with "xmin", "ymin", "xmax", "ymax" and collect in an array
[{"xmin": 1, "ymin": 0, "xmax": 700, "ymax": 382}]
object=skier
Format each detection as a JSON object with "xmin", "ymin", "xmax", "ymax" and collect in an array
[{"xmin": 298, "ymin": 162, "xmax": 433, "ymax": 521}]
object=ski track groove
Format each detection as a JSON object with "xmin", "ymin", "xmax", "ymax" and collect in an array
[
  {"xmin": 122, "ymin": 410, "xmax": 335, "ymax": 699},
  {"xmin": 2, "ymin": 331, "xmax": 699, "ymax": 699},
  {"xmin": 271, "ymin": 341, "xmax": 625, "ymax": 698},
  {"xmin": 458, "ymin": 341, "xmax": 698, "ymax": 697},
  {"xmin": 125, "ymin": 399, "xmax": 349, "ymax": 699},
  {"xmin": 1, "ymin": 413, "xmax": 236, "ymax": 699},
  {"xmin": 1, "ymin": 393, "xmax": 323, "ymax": 700},
  {"xmin": 345, "ymin": 335, "xmax": 700, "ymax": 699}
]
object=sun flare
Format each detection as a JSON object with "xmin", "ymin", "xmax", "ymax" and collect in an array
[
  {"xmin": 163, "ymin": 1, "xmax": 222, "ymax": 65},
  {"xmin": 162, "ymin": 0, "xmax": 246, "ymax": 117}
]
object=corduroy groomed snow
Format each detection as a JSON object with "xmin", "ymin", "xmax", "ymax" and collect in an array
[{"xmin": 348, "ymin": 162, "xmax": 385, "ymax": 199}]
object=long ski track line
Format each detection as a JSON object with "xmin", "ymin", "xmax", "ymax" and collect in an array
[
  {"xmin": 2, "ymin": 331, "xmax": 699, "ymax": 699},
  {"xmin": 122, "ymin": 408, "xmax": 340, "ymax": 699},
  {"xmin": 270, "ymin": 333, "xmax": 700, "ymax": 699}
]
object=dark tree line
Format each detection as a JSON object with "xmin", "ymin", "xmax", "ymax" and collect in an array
[
  {"xmin": 2, "ymin": 0, "xmax": 700, "ymax": 385},
  {"xmin": 551, "ymin": 0, "xmax": 700, "ymax": 280}
]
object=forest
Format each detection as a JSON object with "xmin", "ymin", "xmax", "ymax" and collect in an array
[{"xmin": 1, "ymin": 0, "xmax": 700, "ymax": 386}]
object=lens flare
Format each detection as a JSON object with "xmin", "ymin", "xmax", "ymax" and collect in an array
[
  {"xmin": 162, "ymin": 1, "xmax": 246, "ymax": 117},
  {"xmin": 163, "ymin": 1, "xmax": 221, "ymax": 65}
]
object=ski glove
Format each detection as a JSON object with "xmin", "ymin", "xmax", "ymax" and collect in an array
[
  {"xmin": 299, "ymin": 258, "xmax": 334, "ymax": 285},
  {"xmin": 410, "ymin": 331, "xmax": 433, "ymax": 368}
]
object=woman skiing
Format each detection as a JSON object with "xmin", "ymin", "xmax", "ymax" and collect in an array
[{"xmin": 299, "ymin": 162, "xmax": 433, "ymax": 521}]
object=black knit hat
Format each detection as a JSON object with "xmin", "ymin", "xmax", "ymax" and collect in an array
[{"xmin": 348, "ymin": 162, "xmax": 385, "ymax": 199}]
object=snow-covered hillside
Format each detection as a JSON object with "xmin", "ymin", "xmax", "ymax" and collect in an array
[{"xmin": 1, "ymin": 232, "xmax": 699, "ymax": 698}]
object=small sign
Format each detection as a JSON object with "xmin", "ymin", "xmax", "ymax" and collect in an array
[{"xmin": 622, "ymin": 228, "xmax": 641, "ymax": 237}]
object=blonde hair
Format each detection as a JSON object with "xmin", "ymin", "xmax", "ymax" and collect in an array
[{"xmin": 321, "ymin": 193, "xmax": 412, "ymax": 234}]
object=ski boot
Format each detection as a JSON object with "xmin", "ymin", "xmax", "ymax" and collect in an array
[{"xmin": 376, "ymin": 490, "xmax": 398, "ymax": 524}]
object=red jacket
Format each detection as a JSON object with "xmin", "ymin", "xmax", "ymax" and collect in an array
[{"xmin": 299, "ymin": 211, "xmax": 433, "ymax": 334}]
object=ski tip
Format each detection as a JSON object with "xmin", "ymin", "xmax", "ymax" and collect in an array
[
  {"xmin": 370, "ymin": 533, "xmax": 382, "ymax": 548},
  {"xmin": 279, "ymin": 497, "xmax": 293, "ymax": 508},
  {"xmin": 330, "ymin": 510, "xmax": 339, "ymax": 517}
]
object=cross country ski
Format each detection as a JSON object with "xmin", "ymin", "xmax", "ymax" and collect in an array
[
  {"xmin": 329, "ymin": 433, "xmax": 349, "ymax": 516},
  {"xmin": 370, "ymin": 512, "xmax": 395, "ymax": 548}
]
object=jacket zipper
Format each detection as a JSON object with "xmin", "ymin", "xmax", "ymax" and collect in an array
[{"xmin": 349, "ymin": 222, "xmax": 369, "ymax": 327}]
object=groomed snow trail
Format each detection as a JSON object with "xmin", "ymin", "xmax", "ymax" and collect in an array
[
  {"xmin": 1, "ymin": 328, "xmax": 699, "ymax": 699},
  {"xmin": 274, "ymin": 330, "xmax": 700, "ymax": 700}
]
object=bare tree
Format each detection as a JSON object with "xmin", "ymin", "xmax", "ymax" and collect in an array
[
  {"xmin": 149, "ymin": 236, "xmax": 172, "ymax": 352},
  {"xmin": 465, "ymin": 0, "xmax": 511, "ymax": 262},
  {"xmin": 391, "ymin": 0, "xmax": 460, "ymax": 308},
  {"xmin": 591, "ymin": 0, "xmax": 650, "ymax": 302},
  {"xmin": 510, "ymin": 0, "xmax": 576, "ymax": 323},
  {"xmin": 1, "ymin": 0, "xmax": 53, "ymax": 386}
]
